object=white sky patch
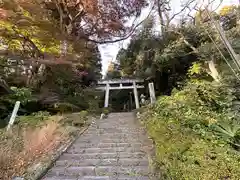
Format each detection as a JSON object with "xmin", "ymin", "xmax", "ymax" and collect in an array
[{"xmin": 99, "ymin": 0, "xmax": 239, "ymax": 76}]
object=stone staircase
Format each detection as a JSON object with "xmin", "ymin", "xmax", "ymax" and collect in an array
[{"xmin": 42, "ymin": 113, "xmax": 153, "ymax": 180}]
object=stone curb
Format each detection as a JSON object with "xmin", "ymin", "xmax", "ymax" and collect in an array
[{"xmin": 15, "ymin": 124, "xmax": 90, "ymax": 180}]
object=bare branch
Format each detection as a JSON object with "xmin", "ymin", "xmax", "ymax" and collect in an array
[
  {"xmin": 157, "ymin": 0, "xmax": 197, "ymax": 33},
  {"xmin": 211, "ymin": 0, "xmax": 223, "ymax": 12},
  {"xmin": 11, "ymin": 26, "xmax": 43, "ymax": 57},
  {"xmin": 79, "ymin": 3, "xmax": 155, "ymax": 44},
  {"xmin": 168, "ymin": 0, "xmax": 196, "ymax": 23},
  {"xmin": 62, "ymin": 0, "xmax": 73, "ymax": 21},
  {"xmin": 53, "ymin": 0, "xmax": 64, "ymax": 32}
]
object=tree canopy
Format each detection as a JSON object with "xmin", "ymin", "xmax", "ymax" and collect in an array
[{"xmin": 115, "ymin": 3, "xmax": 240, "ymax": 94}]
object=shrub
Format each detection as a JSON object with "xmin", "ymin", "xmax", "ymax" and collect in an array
[
  {"xmin": 211, "ymin": 120, "xmax": 240, "ymax": 150},
  {"xmin": 6, "ymin": 87, "xmax": 35, "ymax": 105},
  {"xmin": 52, "ymin": 102, "xmax": 80, "ymax": 113},
  {"xmin": 0, "ymin": 87, "xmax": 36, "ymax": 123},
  {"xmin": 102, "ymin": 107, "xmax": 110, "ymax": 115},
  {"xmin": 72, "ymin": 110, "xmax": 88, "ymax": 126},
  {"xmin": 142, "ymin": 80, "xmax": 240, "ymax": 179},
  {"xmin": 61, "ymin": 111, "xmax": 88, "ymax": 127},
  {"xmin": 17, "ymin": 111, "xmax": 50, "ymax": 127},
  {"xmin": 79, "ymin": 110, "xmax": 88, "ymax": 118}
]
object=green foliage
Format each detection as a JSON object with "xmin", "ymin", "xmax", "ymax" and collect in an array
[
  {"xmin": 63, "ymin": 95, "xmax": 87, "ymax": 109},
  {"xmin": 83, "ymin": 88, "xmax": 102, "ymax": 115},
  {"xmin": 187, "ymin": 62, "xmax": 211, "ymax": 80},
  {"xmin": 147, "ymin": 116, "xmax": 240, "ymax": 179},
  {"xmin": 102, "ymin": 107, "xmax": 110, "ymax": 115},
  {"xmin": 115, "ymin": 6, "xmax": 240, "ymax": 98},
  {"xmin": 153, "ymin": 80, "xmax": 235, "ymax": 127},
  {"xmin": 40, "ymin": 64, "xmax": 102, "ymax": 114},
  {"xmin": 0, "ymin": 0, "xmax": 103, "ymax": 117},
  {"xmin": 0, "ymin": 87, "xmax": 36, "ymax": 125},
  {"xmin": 212, "ymin": 121, "xmax": 240, "ymax": 149},
  {"xmin": 188, "ymin": 62, "xmax": 202, "ymax": 76},
  {"xmin": 79, "ymin": 110, "xmax": 88, "ymax": 119},
  {"xmin": 142, "ymin": 79, "xmax": 240, "ymax": 179},
  {"xmin": 62, "ymin": 110, "xmax": 88, "ymax": 127},
  {"xmin": 72, "ymin": 110, "xmax": 88, "ymax": 127},
  {"xmin": 17, "ymin": 111, "xmax": 50, "ymax": 126},
  {"xmin": 6, "ymin": 87, "xmax": 35, "ymax": 105},
  {"xmin": 53, "ymin": 103, "xmax": 80, "ymax": 113},
  {"xmin": 219, "ymin": 5, "xmax": 238, "ymax": 30}
]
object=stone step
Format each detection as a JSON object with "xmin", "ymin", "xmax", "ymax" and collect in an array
[
  {"xmin": 83, "ymin": 131, "xmax": 144, "ymax": 135},
  {"xmin": 59, "ymin": 152, "xmax": 146, "ymax": 160},
  {"xmin": 45, "ymin": 166, "xmax": 149, "ymax": 177},
  {"xmin": 67, "ymin": 147, "xmax": 145, "ymax": 154},
  {"xmin": 42, "ymin": 176, "xmax": 78, "ymax": 180},
  {"xmin": 71, "ymin": 143, "xmax": 143, "ymax": 149},
  {"xmin": 118, "ymin": 152, "xmax": 147, "ymax": 158},
  {"xmin": 59, "ymin": 153, "xmax": 118, "ymax": 160},
  {"xmin": 45, "ymin": 166, "xmax": 96, "ymax": 177},
  {"xmin": 96, "ymin": 166, "xmax": 149, "ymax": 176},
  {"xmin": 79, "ymin": 136, "xmax": 142, "ymax": 140},
  {"xmin": 118, "ymin": 159, "xmax": 149, "ymax": 166},
  {"xmin": 80, "ymin": 176, "xmax": 111, "ymax": 180},
  {"xmin": 83, "ymin": 132, "xmax": 144, "ymax": 136},
  {"xmin": 82, "ymin": 132, "xmax": 142, "ymax": 135},
  {"xmin": 117, "ymin": 175, "xmax": 150, "ymax": 180},
  {"xmin": 43, "ymin": 176, "xmax": 114, "ymax": 180},
  {"xmin": 87, "ymin": 127, "xmax": 145, "ymax": 130},
  {"xmin": 75, "ymin": 139, "xmax": 142, "ymax": 144},
  {"xmin": 55, "ymin": 158, "xmax": 149, "ymax": 167},
  {"xmin": 91, "ymin": 124, "xmax": 139, "ymax": 127},
  {"xmin": 78, "ymin": 135, "xmax": 142, "ymax": 139},
  {"xmin": 55, "ymin": 159, "xmax": 118, "ymax": 167}
]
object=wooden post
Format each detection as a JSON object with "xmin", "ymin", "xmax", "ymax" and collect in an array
[
  {"xmin": 133, "ymin": 82, "xmax": 140, "ymax": 109},
  {"xmin": 149, "ymin": 82, "xmax": 156, "ymax": 104},
  {"xmin": 129, "ymin": 92, "xmax": 132, "ymax": 110},
  {"xmin": 104, "ymin": 83, "xmax": 110, "ymax": 108},
  {"xmin": 7, "ymin": 101, "xmax": 20, "ymax": 131}
]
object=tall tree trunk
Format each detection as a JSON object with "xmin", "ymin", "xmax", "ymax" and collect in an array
[
  {"xmin": 60, "ymin": 40, "xmax": 68, "ymax": 57},
  {"xmin": 157, "ymin": 0, "xmax": 165, "ymax": 34},
  {"xmin": 208, "ymin": 58, "xmax": 221, "ymax": 82}
]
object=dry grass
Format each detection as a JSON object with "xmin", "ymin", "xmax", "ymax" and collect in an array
[
  {"xmin": 0, "ymin": 115, "xmax": 66, "ymax": 180},
  {"xmin": 23, "ymin": 120, "xmax": 59, "ymax": 156}
]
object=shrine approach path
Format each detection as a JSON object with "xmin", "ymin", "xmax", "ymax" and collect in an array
[{"xmin": 42, "ymin": 112, "xmax": 154, "ymax": 180}]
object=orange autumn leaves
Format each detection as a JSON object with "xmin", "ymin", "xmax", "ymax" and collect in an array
[{"xmin": 1, "ymin": 0, "xmax": 147, "ymax": 43}]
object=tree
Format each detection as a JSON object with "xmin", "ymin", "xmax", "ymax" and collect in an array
[
  {"xmin": 0, "ymin": 0, "xmax": 149, "ymax": 87},
  {"xmin": 116, "ymin": 1, "xmax": 240, "ymax": 96},
  {"xmin": 219, "ymin": 5, "xmax": 239, "ymax": 30},
  {"xmin": 0, "ymin": 0, "xmax": 108, "ymax": 113},
  {"xmin": 105, "ymin": 62, "xmax": 121, "ymax": 79},
  {"xmin": 0, "ymin": 0, "xmax": 149, "ymax": 60},
  {"xmin": 152, "ymin": 0, "xmax": 239, "ymax": 82},
  {"xmin": 154, "ymin": 0, "xmax": 196, "ymax": 34},
  {"xmin": 43, "ymin": 0, "xmax": 149, "ymax": 45}
]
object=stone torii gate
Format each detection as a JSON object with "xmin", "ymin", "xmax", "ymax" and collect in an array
[{"xmin": 97, "ymin": 79, "xmax": 156, "ymax": 109}]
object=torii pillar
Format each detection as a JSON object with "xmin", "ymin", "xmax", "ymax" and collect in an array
[
  {"xmin": 104, "ymin": 83, "xmax": 110, "ymax": 108},
  {"xmin": 133, "ymin": 81, "xmax": 140, "ymax": 109}
]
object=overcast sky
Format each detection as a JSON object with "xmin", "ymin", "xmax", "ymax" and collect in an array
[{"xmin": 99, "ymin": 0, "xmax": 239, "ymax": 76}]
